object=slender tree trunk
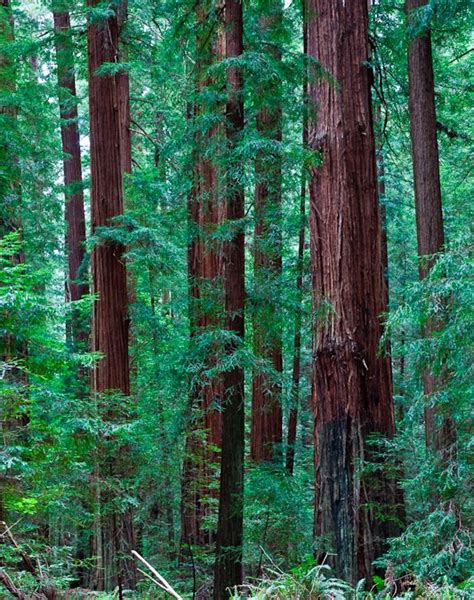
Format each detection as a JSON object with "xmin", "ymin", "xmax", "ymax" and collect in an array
[
  {"xmin": 285, "ymin": 187, "xmax": 305, "ymax": 475},
  {"xmin": 53, "ymin": 11, "xmax": 90, "ymax": 579},
  {"xmin": 213, "ymin": 1, "xmax": 245, "ymax": 597},
  {"xmin": 251, "ymin": 2, "xmax": 283, "ymax": 464},
  {"xmin": 374, "ymin": 103, "xmax": 390, "ymax": 316},
  {"xmin": 52, "ymin": 9, "xmax": 88, "ymax": 346},
  {"xmin": 406, "ymin": 0, "xmax": 443, "ymax": 282},
  {"xmin": 116, "ymin": 1, "xmax": 132, "ymax": 177},
  {"xmin": 0, "ymin": 0, "xmax": 17, "ymax": 525},
  {"xmin": 307, "ymin": 0, "xmax": 399, "ymax": 583},
  {"xmin": 0, "ymin": 0, "xmax": 30, "ymax": 523},
  {"xmin": 0, "ymin": 0, "xmax": 19, "ymax": 240},
  {"xmin": 181, "ymin": 0, "xmax": 224, "ymax": 550},
  {"xmin": 87, "ymin": 0, "xmax": 136, "ymax": 591},
  {"xmin": 286, "ymin": 0, "xmax": 308, "ymax": 475},
  {"xmin": 406, "ymin": 0, "xmax": 456, "ymax": 455}
]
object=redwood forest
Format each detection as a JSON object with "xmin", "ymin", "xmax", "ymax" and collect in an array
[{"xmin": 0, "ymin": 0, "xmax": 472, "ymax": 598}]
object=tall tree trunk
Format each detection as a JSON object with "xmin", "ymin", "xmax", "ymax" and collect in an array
[
  {"xmin": 53, "ymin": 9, "xmax": 90, "ymax": 581},
  {"xmin": 52, "ymin": 9, "xmax": 88, "ymax": 346},
  {"xmin": 406, "ymin": 0, "xmax": 443, "ymax": 283},
  {"xmin": 87, "ymin": 0, "xmax": 136, "ymax": 591},
  {"xmin": 0, "ymin": 0, "xmax": 29, "ymax": 523},
  {"xmin": 406, "ymin": 0, "xmax": 456, "ymax": 455},
  {"xmin": 285, "ymin": 184, "xmax": 305, "ymax": 475},
  {"xmin": 307, "ymin": 0, "xmax": 399, "ymax": 583},
  {"xmin": 251, "ymin": 2, "xmax": 283, "ymax": 464},
  {"xmin": 213, "ymin": 1, "xmax": 245, "ymax": 597},
  {"xmin": 286, "ymin": 0, "xmax": 308, "ymax": 475},
  {"xmin": 181, "ymin": 0, "xmax": 224, "ymax": 550}
]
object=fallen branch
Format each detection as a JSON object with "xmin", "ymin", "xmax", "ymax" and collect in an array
[
  {"xmin": 137, "ymin": 566, "xmax": 172, "ymax": 594},
  {"xmin": 0, "ymin": 570, "xmax": 27, "ymax": 599},
  {"xmin": 0, "ymin": 570, "xmax": 47, "ymax": 600},
  {"xmin": 1, "ymin": 520, "xmax": 38, "ymax": 578},
  {"xmin": 0, "ymin": 522, "xmax": 56, "ymax": 600},
  {"xmin": 131, "ymin": 550, "xmax": 183, "ymax": 600}
]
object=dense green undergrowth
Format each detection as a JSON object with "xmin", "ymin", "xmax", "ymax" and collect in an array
[
  {"xmin": 229, "ymin": 563, "xmax": 474, "ymax": 599},
  {"xmin": 2, "ymin": 561, "xmax": 473, "ymax": 600}
]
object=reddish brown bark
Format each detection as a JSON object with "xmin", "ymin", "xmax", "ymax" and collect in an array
[
  {"xmin": 87, "ymin": 0, "xmax": 136, "ymax": 591},
  {"xmin": 181, "ymin": 0, "xmax": 224, "ymax": 549},
  {"xmin": 53, "ymin": 10, "xmax": 88, "ymax": 345},
  {"xmin": 213, "ymin": 1, "xmax": 245, "ymax": 597},
  {"xmin": 88, "ymin": 0, "xmax": 130, "ymax": 405},
  {"xmin": 406, "ymin": 0, "xmax": 443, "ymax": 282},
  {"xmin": 251, "ymin": 3, "xmax": 283, "ymax": 464},
  {"xmin": 307, "ymin": 0, "xmax": 399, "ymax": 583},
  {"xmin": 406, "ymin": 0, "xmax": 455, "ymax": 454}
]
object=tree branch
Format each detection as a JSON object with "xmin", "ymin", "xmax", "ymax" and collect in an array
[{"xmin": 436, "ymin": 121, "xmax": 470, "ymax": 142}]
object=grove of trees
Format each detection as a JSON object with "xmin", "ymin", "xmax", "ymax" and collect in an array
[{"xmin": 0, "ymin": 0, "xmax": 472, "ymax": 598}]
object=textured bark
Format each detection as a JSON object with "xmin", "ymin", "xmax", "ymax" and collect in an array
[
  {"xmin": 406, "ymin": 0, "xmax": 444, "ymax": 282},
  {"xmin": 88, "ymin": 2, "xmax": 130, "ymax": 395},
  {"xmin": 307, "ymin": 0, "xmax": 399, "ymax": 583},
  {"xmin": 53, "ymin": 9, "xmax": 88, "ymax": 345},
  {"xmin": 87, "ymin": 0, "xmax": 136, "ymax": 591},
  {"xmin": 251, "ymin": 2, "xmax": 283, "ymax": 464},
  {"xmin": 406, "ymin": 0, "xmax": 455, "ymax": 454},
  {"xmin": 181, "ymin": 0, "xmax": 224, "ymax": 550},
  {"xmin": 286, "ymin": 0, "xmax": 308, "ymax": 475},
  {"xmin": 213, "ymin": 1, "xmax": 245, "ymax": 597}
]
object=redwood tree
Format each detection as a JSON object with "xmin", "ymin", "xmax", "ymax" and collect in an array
[
  {"xmin": 52, "ymin": 6, "xmax": 88, "ymax": 345},
  {"xmin": 251, "ymin": 1, "xmax": 283, "ymax": 464},
  {"xmin": 213, "ymin": 0, "xmax": 245, "ymax": 597},
  {"xmin": 181, "ymin": 0, "xmax": 223, "ymax": 549},
  {"xmin": 406, "ymin": 0, "xmax": 443, "ymax": 284},
  {"xmin": 87, "ymin": 0, "xmax": 136, "ymax": 590},
  {"xmin": 406, "ymin": 0, "xmax": 455, "ymax": 453},
  {"xmin": 307, "ymin": 0, "xmax": 399, "ymax": 582}
]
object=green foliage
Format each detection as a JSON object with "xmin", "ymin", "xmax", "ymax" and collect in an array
[
  {"xmin": 0, "ymin": 0, "xmax": 472, "ymax": 597},
  {"xmin": 230, "ymin": 561, "xmax": 353, "ymax": 599},
  {"xmin": 230, "ymin": 559, "xmax": 474, "ymax": 599},
  {"xmin": 378, "ymin": 246, "xmax": 474, "ymax": 582},
  {"xmin": 244, "ymin": 465, "xmax": 313, "ymax": 571}
]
